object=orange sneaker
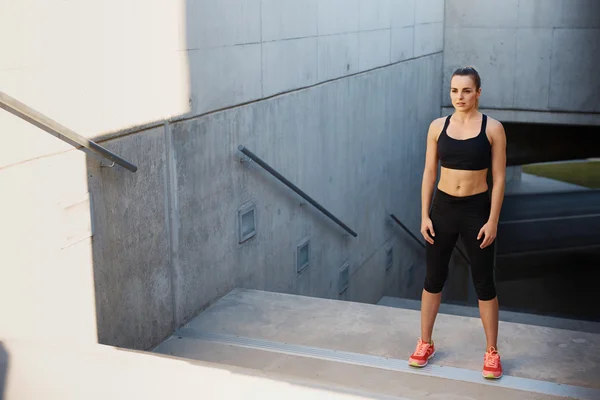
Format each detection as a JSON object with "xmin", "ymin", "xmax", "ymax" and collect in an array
[
  {"xmin": 408, "ymin": 338, "xmax": 435, "ymax": 367},
  {"xmin": 482, "ymin": 347, "xmax": 503, "ymax": 379}
]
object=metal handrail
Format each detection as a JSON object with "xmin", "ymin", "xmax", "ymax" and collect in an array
[
  {"xmin": 389, "ymin": 213, "xmax": 470, "ymax": 264},
  {"xmin": 238, "ymin": 145, "xmax": 357, "ymax": 237},
  {"xmin": 0, "ymin": 90, "xmax": 137, "ymax": 172}
]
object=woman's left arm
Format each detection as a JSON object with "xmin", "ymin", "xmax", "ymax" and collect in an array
[{"xmin": 478, "ymin": 120, "xmax": 507, "ymax": 249}]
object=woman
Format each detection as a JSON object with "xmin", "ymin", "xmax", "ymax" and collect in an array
[{"xmin": 408, "ymin": 67, "xmax": 506, "ymax": 379}]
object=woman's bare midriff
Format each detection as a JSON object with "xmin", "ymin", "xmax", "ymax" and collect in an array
[{"xmin": 437, "ymin": 167, "xmax": 488, "ymax": 197}]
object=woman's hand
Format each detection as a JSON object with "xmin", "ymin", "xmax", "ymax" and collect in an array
[
  {"xmin": 477, "ymin": 221, "xmax": 497, "ymax": 249},
  {"xmin": 421, "ymin": 217, "xmax": 435, "ymax": 245}
]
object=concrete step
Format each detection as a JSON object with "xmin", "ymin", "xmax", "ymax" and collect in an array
[
  {"xmin": 501, "ymin": 189, "xmax": 599, "ymax": 220},
  {"xmin": 498, "ymin": 189, "xmax": 600, "ymax": 255},
  {"xmin": 153, "ymin": 289, "xmax": 600, "ymax": 400},
  {"xmin": 156, "ymin": 334, "xmax": 566, "ymax": 400},
  {"xmin": 377, "ymin": 296, "xmax": 600, "ymax": 334},
  {"xmin": 1, "ymin": 338, "xmax": 389, "ymax": 400}
]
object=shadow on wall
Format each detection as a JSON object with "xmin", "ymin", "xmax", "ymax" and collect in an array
[
  {"xmin": 0, "ymin": 342, "xmax": 8, "ymax": 400},
  {"xmin": 83, "ymin": 12, "xmax": 200, "ymax": 349},
  {"xmin": 84, "ymin": 0, "xmax": 267, "ymax": 351},
  {"xmin": 83, "ymin": 0, "xmax": 204, "ymax": 351}
]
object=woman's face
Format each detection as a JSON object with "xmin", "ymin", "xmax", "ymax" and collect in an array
[{"xmin": 450, "ymin": 75, "xmax": 480, "ymax": 111}]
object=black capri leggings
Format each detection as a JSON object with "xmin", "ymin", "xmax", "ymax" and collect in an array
[{"xmin": 424, "ymin": 189, "xmax": 497, "ymax": 301}]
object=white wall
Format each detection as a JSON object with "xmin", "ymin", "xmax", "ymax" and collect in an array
[{"xmin": 0, "ymin": 0, "xmax": 188, "ymax": 170}]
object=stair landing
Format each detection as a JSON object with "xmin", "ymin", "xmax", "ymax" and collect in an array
[{"xmin": 154, "ymin": 289, "xmax": 600, "ymax": 399}]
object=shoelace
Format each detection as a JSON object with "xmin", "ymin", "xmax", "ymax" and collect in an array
[
  {"xmin": 414, "ymin": 340, "xmax": 430, "ymax": 356},
  {"xmin": 485, "ymin": 351, "xmax": 500, "ymax": 368}
]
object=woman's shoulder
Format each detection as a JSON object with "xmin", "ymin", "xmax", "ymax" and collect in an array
[
  {"xmin": 426, "ymin": 116, "xmax": 449, "ymax": 141},
  {"xmin": 429, "ymin": 116, "xmax": 449, "ymax": 131},
  {"xmin": 482, "ymin": 114, "xmax": 506, "ymax": 145},
  {"xmin": 483, "ymin": 114, "xmax": 505, "ymax": 134}
]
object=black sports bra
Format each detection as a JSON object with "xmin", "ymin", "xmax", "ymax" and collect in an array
[{"xmin": 437, "ymin": 114, "xmax": 491, "ymax": 171}]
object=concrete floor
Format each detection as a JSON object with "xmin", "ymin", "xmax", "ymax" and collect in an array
[
  {"xmin": 378, "ymin": 296, "xmax": 600, "ymax": 334},
  {"xmin": 154, "ymin": 288, "xmax": 600, "ymax": 399},
  {"xmin": 155, "ymin": 337, "xmax": 567, "ymax": 400}
]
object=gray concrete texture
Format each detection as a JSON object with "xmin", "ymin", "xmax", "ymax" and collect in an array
[
  {"xmin": 155, "ymin": 338, "xmax": 564, "ymax": 400},
  {"xmin": 443, "ymin": 0, "xmax": 600, "ymax": 116},
  {"xmin": 12, "ymin": 53, "xmax": 445, "ymax": 350},
  {"xmin": 187, "ymin": 0, "xmax": 445, "ymax": 111},
  {"xmin": 155, "ymin": 288, "xmax": 600, "ymax": 393},
  {"xmin": 379, "ymin": 296, "xmax": 600, "ymax": 334},
  {"xmin": 170, "ymin": 54, "xmax": 444, "ymax": 331},
  {"xmin": 86, "ymin": 127, "xmax": 174, "ymax": 350}
]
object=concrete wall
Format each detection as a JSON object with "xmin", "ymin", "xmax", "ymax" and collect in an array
[
  {"xmin": 0, "ymin": 0, "xmax": 445, "ymax": 349},
  {"xmin": 168, "ymin": 55, "xmax": 443, "ymax": 327},
  {"xmin": 443, "ymin": 0, "xmax": 600, "ymax": 126}
]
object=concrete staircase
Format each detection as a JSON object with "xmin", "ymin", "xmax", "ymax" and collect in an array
[
  {"xmin": 4, "ymin": 289, "xmax": 598, "ymax": 399},
  {"xmin": 151, "ymin": 289, "xmax": 600, "ymax": 399}
]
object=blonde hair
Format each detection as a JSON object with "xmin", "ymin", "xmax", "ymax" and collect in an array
[{"xmin": 452, "ymin": 66, "xmax": 481, "ymax": 109}]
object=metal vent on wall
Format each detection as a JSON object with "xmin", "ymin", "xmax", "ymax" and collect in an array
[
  {"xmin": 238, "ymin": 203, "xmax": 256, "ymax": 243},
  {"xmin": 297, "ymin": 238, "xmax": 310, "ymax": 274}
]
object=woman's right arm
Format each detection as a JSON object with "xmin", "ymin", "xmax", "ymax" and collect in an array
[{"xmin": 421, "ymin": 120, "xmax": 440, "ymax": 244}]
